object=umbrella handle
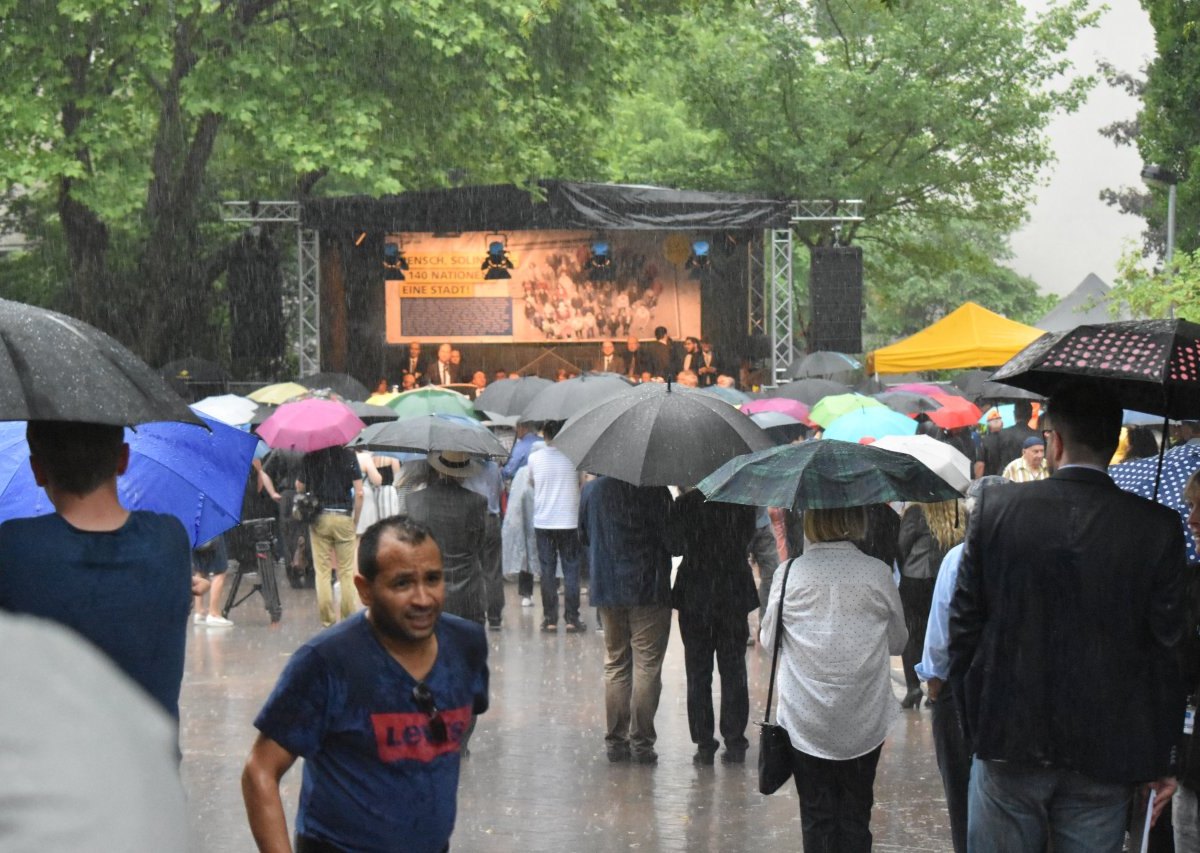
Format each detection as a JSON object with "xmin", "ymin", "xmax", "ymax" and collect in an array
[{"xmin": 1153, "ymin": 415, "xmax": 1168, "ymax": 503}]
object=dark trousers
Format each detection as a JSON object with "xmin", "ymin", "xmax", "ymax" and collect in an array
[
  {"xmin": 791, "ymin": 742, "xmax": 883, "ymax": 853},
  {"xmin": 535, "ymin": 528, "xmax": 581, "ymax": 623},
  {"xmin": 517, "ymin": 570, "xmax": 534, "ymax": 597},
  {"xmin": 749, "ymin": 525, "xmax": 781, "ymax": 618},
  {"xmin": 931, "ymin": 689, "xmax": 971, "ymax": 853},
  {"xmin": 678, "ymin": 610, "xmax": 750, "ymax": 753},
  {"xmin": 899, "ymin": 576, "xmax": 934, "ymax": 690},
  {"xmin": 482, "ymin": 513, "xmax": 504, "ymax": 621}
]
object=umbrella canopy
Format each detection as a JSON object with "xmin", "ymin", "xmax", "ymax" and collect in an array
[
  {"xmin": 809, "ymin": 393, "xmax": 886, "ymax": 428},
  {"xmin": 191, "ymin": 394, "xmax": 258, "ymax": 426},
  {"xmin": 771, "ymin": 378, "xmax": 851, "ymax": 406},
  {"xmin": 352, "ymin": 414, "xmax": 508, "ymax": 457},
  {"xmin": 749, "ymin": 411, "xmax": 809, "ymax": 444},
  {"xmin": 698, "ymin": 439, "xmax": 962, "ymax": 511},
  {"xmin": 248, "ymin": 381, "xmax": 310, "ymax": 405},
  {"xmin": 0, "ymin": 415, "xmax": 258, "ymax": 547},
  {"xmin": 551, "ymin": 382, "xmax": 773, "ymax": 487},
  {"xmin": 950, "ymin": 369, "xmax": 991, "ymax": 397},
  {"xmin": 975, "ymin": 379, "xmax": 1044, "ymax": 403},
  {"xmin": 0, "ymin": 298, "xmax": 203, "ymax": 427},
  {"xmin": 257, "ymin": 398, "xmax": 365, "ymax": 452},
  {"xmin": 925, "ymin": 395, "xmax": 983, "ymax": 430},
  {"xmin": 873, "ymin": 390, "xmax": 943, "ymax": 415},
  {"xmin": 347, "ymin": 401, "xmax": 400, "ymax": 425},
  {"xmin": 791, "ymin": 351, "xmax": 861, "ymax": 380},
  {"xmin": 1111, "ymin": 443, "xmax": 1200, "ymax": 562},
  {"xmin": 823, "ymin": 408, "xmax": 919, "ymax": 443},
  {"xmin": 299, "ymin": 372, "xmax": 370, "ymax": 401},
  {"xmin": 742, "ymin": 397, "xmax": 812, "ymax": 423},
  {"xmin": 387, "ymin": 387, "xmax": 480, "ymax": 420},
  {"xmin": 978, "ymin": 403, "xmax": 1017, "ymax": 429},
  {"xmin": 365, "ymin": 391, "xmax": 402, "ymax": 407},
  {"xmin": 697, "ymin": 386, "xmax": 753, "ymax": 405},
  {"xmin": 871, "ymin": 434, "xmax": 972, "ymax": 493},
  {"xmin": 991, "ymin": 319, "xmax": 1200, "ymax": 418},
  {"xmin": 519, "ymin": 373, "xmax": 632, "ymax": 423},
  {"xmin": 473, "ymin": 376, "xmax": 554, "ymax": 417}
]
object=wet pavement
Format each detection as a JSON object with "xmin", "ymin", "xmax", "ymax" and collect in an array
[{"xmin": 180, "ymin": 575, "xmax": 953, "ymax": 852}]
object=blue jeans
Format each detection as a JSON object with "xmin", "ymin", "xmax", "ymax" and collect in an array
[
  {"xmin": 535, "ymin": 528, "xmax": 580, "ymax": 624},
  {"xmin": 967, "ymin": 758, "xmax": 1133, "ymax": 853}
]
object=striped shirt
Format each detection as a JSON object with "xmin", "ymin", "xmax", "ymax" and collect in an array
[{"xmin": 1002, "ymin": 457, "xmax": 1049, "ymax": 483}]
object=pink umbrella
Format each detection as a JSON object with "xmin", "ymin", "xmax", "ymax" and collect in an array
[
  {"xmin": 888, "ymin": 382, "xmax": 946, "ymax": 397},
  {"xmin": 257, "ymin": 398, "xmax": 366, "ymax": 452},
  {"xmin": 741, "ymin": 397, "xmax": 814, "ymax": 425}
]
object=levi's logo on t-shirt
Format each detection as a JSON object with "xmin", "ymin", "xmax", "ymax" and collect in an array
[{"xmin": 371, "ymin": 707, "xmax": 473, "ymax": 763}]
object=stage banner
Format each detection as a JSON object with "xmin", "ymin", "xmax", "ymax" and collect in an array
[{"xmin": 384, "ymin": 230, "xmax": 702, "ymax": 344}]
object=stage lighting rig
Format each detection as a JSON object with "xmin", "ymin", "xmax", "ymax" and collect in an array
[
  {"xmin": 383, "ymin": 242, "xmax": 408, "ymax": 279},
  {"xmin": 685, "ymin": 239, "xmax": 711, "ymax": 278},
  {"xmin": 481, "ymin": 239, "xmax": 513, "ymax": 280},
  {"xmin": 585, "ymin": 240, "xmax": 615, "ymax": 281}
]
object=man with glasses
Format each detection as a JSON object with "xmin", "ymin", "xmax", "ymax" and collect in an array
[{"xmin": 243, "ymin": 518, "xmax": 489, "ymax": 853}]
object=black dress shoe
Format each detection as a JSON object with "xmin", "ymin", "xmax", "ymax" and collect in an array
[{"xmin": 900, "ymin": 687, "xmax": 924, "ymax": 709}]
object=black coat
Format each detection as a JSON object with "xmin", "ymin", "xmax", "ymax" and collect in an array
[
  {"xmin": 948, "ymin": 466, "xmax": 1186, "ymax": 783},
  {"xmin": 669, "ymin": 490, "xmax": 759, "ymax": 616}
]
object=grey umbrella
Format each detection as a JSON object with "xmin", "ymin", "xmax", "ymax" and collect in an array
[
  {"xmin": 473, "ymin": 376, "xmax": 553, "ymax": 417},
  {"xmin": 791, "ymin": 351, "xmax": 861, "ymax": 380},
  {"xmin": 551, "ymin": 382, "xmax": 774, "ymax": 487},
  {"xmin": 347, "ymin": 401, "xmax": 400, "ymax": 425},
  {"xmin": 518, "ymin": 373, "xmax": 632, "ymax": 423},
  {"xmin": 770, "ymin": 378, "xmax": 851, "ymax": 406},
  {"xmin": 298, "ymin": 372, "xmax": 370, "ymax": 401},
  {"xmin": 0, "ymin": 298, "xmax": 202, "ymax": 426},
  {"xmin": 350, "ymin": 414, "xmax": 508, "ymax": 458}
]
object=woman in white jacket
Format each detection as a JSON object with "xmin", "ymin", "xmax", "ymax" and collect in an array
[{"xmin": 760, "ymin": 505, "xmax": 907, "ymax": 853}]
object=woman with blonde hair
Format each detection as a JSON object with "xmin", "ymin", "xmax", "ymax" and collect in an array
[
  {"xmin": 761, "ymin": 505, "xmax": 907, "ymax": 852},
  {"xmin": 897, "ymin": 498, "xmax": 964, "ymax": 708}
]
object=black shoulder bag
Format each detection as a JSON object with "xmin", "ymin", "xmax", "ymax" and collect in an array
[{"xmin": 758, "ymin": 557, "xmax": 796, "ymax": 795}]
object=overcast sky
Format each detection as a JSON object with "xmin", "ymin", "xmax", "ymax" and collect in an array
[{"xmin": 1008, "ymin": 0, "xmax": 1155, "ymax": 296}]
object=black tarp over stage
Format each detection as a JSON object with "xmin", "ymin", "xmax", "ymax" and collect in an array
[{"xmin": 301, "ymin": 181, "xmax": 793, "ymax": 383}]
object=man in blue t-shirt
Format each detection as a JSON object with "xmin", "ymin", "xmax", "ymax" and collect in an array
[
  {"xmin": 243, "ymin": 517, "xmax": 489, "ymax": 853},
  {"xmin": 0, "ymin": 421, "xmax": 192, "ymax": 720}
]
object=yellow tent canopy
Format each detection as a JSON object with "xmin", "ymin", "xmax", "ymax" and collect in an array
[{"xmin": 867, "ymin": 302, "xmax": 1044, "ymax": 374}]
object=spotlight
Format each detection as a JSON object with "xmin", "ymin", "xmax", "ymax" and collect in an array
[
  {"xmin": 585, "ymin": 240, "xmax": 615, "ymax": 281},
  {"xmin": 383, "ymin": 243, "xmax": 408, "ymax": 280},
  {"xmin": 685, "ymin": 240, "xmax": 710, "ymax": 278},
  {"xmin": 481, "ymin": 239, "xmax": 513, "ymax": 280}
]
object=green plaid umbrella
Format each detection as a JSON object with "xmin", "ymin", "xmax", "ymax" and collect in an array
[{"xmin": 697, "ymin": 438, "xmax": 960, "ymax": 511}]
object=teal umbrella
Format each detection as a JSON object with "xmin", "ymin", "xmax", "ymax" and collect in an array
[
  {"xmin": 697, "ymin": 439, "xmax": 960, "ymax": 511},
  {"xmin": 386, "ymin": 387, "xmax": 480, "ymax": 420},
  {"xmin": 823, "ymin": 408, "xmax": 918, "ymax": 443}
]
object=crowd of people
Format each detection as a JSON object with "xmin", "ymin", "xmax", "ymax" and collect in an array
[{"xmin": 6, "ymin": 364, "xmax": 1200, "ymax": 853}]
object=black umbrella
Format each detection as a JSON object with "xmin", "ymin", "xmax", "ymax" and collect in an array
[
  {"xmin": 351, "ymin": 414, "xmax": 508, "ymax": 457},
  {"xmin": 873, "ymin": 390, "xmax": 943, "ymax": 414},
  {"xmin": 991, "ymin": 319, "xmax": 1200, "ymax": 417},
  {"xmin": 0, "ymin": 298, "xmax": 202, "ymax": 426},
  {"xmin": 950, "ymin": 369, "xmax": 991, "ymax": 398},
  {"xmin": 975, "ymin": 380, "xmax": 1045, "ymax": 403},
  {"xmin": 299, "ymin": 372, "xmax": 370, "ymax": 401},
  {"xmin": 697, "ymin": 439, "xmax": 962, "ymax": 511},
  {"xmin": 474, "ymin": 376, "xmax": 553, "ymax": 417},
  {"xmin": 346, "ymin": 401, "xmax": 400, "ymax": 425},
  {"xmin": 770, "ymin": 378, "xmax": 851, "ymax": 406},
  {"xmin": 551, "ymin": 382, "xmax": 774, "ymax": 487},
  {"xmin": 519, "ymin": 373, "xmax": 632, "ymax": 423},
  {"xmin": 791, "ymin": 351, "xmax": 861, "ymax": 380}
]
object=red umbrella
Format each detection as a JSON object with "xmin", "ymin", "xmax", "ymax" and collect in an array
[
  {"xmin": 257, "ymin": 398, "xmax": 365, "ymax": 452},
  {"xmin": 925, "ymin": 394, "xmax": 982, "ymax": 430}
]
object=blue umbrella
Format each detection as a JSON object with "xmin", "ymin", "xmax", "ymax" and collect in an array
[
  {"xmin": 822, "ymin": 408, "xmax": 918, "ymax": 443},
  {"xmin": 0, "ymin": 415, "xmax": 258, "ymax": 548},
  {"xmin": 978, "ymin": 403, "xmax": 1016, "ymax": 428},
  {"xmin": 1110, "ymin": 443, "xmax": 1200, "ymax": 563}
]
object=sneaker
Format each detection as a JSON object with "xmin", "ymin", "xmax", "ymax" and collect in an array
[
  {"xmin": 193, "ymin": 613, "xmax": 207, "ymax": 625},
  {"xmin": 607, "ymin": 744, "xmax": 631, "ymax": 763},
  {"xmin": 564, "ymin": 619, "xmax": 587, "ymax": 633},
  {"xmin": 521, "ymin": 596, "xmax": 534, "ymax": 608},
  {"xmin": 487, "ymin": 618, "xmax": 502, "ymax": 632},
  {"xmin": 540, "ymin": 619, "xmax": 557, "ymax": 633},
  {"xmin": 206, "ymin": 614, "xmax": 234, "ymax": 627}
]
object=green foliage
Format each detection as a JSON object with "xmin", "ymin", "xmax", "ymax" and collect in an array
[
  {"xmin": 1110, "ymin": 243, "xmax": 1200, "ymax": 321},
  {"xmin": 1137, "ymin": 0, "xmax": 1200, "ymax": 259}
]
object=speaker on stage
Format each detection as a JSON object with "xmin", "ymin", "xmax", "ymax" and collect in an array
[{"xmin": 809, "ymin": 246, "xmax": 863, "ymax": 353}]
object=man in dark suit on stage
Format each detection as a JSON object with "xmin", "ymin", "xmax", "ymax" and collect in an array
[
  {"xmin": 948, "ymin": 380, "xmax": 1185, "ymax": 853},
  {"xmin": 696, "ymin": 338, "xmax": 721, "ymax": 387},
  {"xmin": 678, "ymin": 337, "xmax": 701, "ymax": 377},
  {"xmin": 641, "ymin": 326, "xmax": 672, "ymax": 380},
  {"xmin": 402, "ymin": 340, "xmax": 425, "ymax": 386},
  {"xmin": 427, "ymin": 343, "xmax": 459, "ymax": 386},
  {"xmin": 624, "ymin": 336, "xmax": 643, "ymax": 381},
  {"xmin": 592, "ymin": 340, "xmax": 626, "ymax": 375}
]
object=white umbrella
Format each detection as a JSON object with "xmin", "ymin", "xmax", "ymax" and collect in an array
[
  {"xmin": 191, "ymin": 394, "xmax": 258, "ymax": 426},
  {"xmin": 871, "ymin": 434, "xmax": 970, "ymax": 493}
]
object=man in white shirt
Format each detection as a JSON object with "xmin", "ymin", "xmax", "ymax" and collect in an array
[{"xmin": 526, "ymin": 421, "xmax": 585, "ymax": 633}]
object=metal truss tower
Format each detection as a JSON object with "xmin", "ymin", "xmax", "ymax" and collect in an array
[{"xmin": 221, "ymin": 201, "xmax": 322, "ymax": 376}]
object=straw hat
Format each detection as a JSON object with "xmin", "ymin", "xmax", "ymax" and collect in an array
[{"xmin": 427, "ymin": 450, "xmax": 483, "ymax": 479}]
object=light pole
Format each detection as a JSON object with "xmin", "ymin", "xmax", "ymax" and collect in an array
[{"xmin": 1141, "ymin": 163, "xmax": 1178, "ymax": 318}]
